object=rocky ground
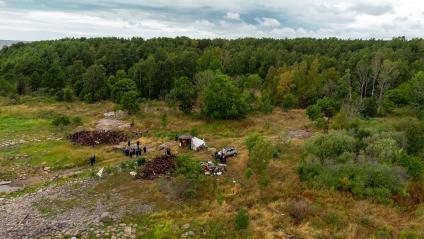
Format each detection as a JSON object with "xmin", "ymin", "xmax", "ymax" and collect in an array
[{"xmin": 0, "ymin": 179, "xmax": 145, "ymax": 239}]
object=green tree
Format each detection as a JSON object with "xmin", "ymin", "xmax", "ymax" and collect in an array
[
  {"xmin": 111, "ymin": 78, "xmax": 137, "ymax": 103},
  {"xmin": 120, "ymin": 90, "xmax": 139, "ymax": 114},
  {"xmin": 202, "ymin": 73, "xmax": 247, "ymax": 119},
  {"xmin": 81, "ymin": 64, "xmax": 109, "ymax": 102},
  {"xmin": 43, "ymin": 61, "xmax": 66, "ymax": 90},
  {"xmin": 165, "ymin": 76, "xmax": 197, "ymax": 114}
]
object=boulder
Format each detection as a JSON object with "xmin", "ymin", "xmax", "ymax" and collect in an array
[{"xmin": 99, "ymin": 212, "xmax": 111, "ymax": 223}]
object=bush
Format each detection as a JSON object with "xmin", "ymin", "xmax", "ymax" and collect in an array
[
  {"xmin": 304, "ymin": 131, "xmax": 356, "ymax": 163},
  {"xmin": 174, "ymin": 155, "xmax": 205, "ymax": 199},
  {"xmin": 258, "ymin": 93, "xmax": 273, "ymax": 113},
  {"xmin": 299, "ymin": 162, "xmax": 408, "ymax": 203},
  {"xmin": 281, "ymin": 93, "xmax": 297, "ymax": 111},
  {"xmin": 331, "ymin": 107, "xmax": 350, "ymax": 129},
  {"xmin": 306, "ymin": 104, "xmax": 322, "ymax": 121},
  {"xmin": 405, "ymin": 122, "xmax": 424, "ymax": 155},
  {"xmin": 360, "ymin": 97, "xmax": 378, "ymax": 118},
  {"xmin": 306, "ymin": 97, "xmax": 338, "ymax": 121},
  {"xmin": 245, "ymin": 132, "xmax": 263, "ymax": 151},
  {"xmin": 399, "ymin": 152, "xmax": 424, "ymax": 179},
  {"xmin": 365, "ymin": 138, "xmax": 401, "ymax": 164},
  {"xmin": 287, "ymin": 199, "xmax": 315, "ymax": 222},
  {"xmin": 51, "ymin": 115, "xmax": 71, "ymax": 127},
  {"xmin": 244, "ymin": 168, "xmax": 253, "ymax": 180},
  {"xmin": 63, "ymin": 87, "xmax": 74, "ymax": 102},
  {"xmin": 120, "ymin": 158, "xmax": 146, "ymax": 170},
  {"xmin": 258, "ymin": 174, "xmax": 271, "ymax": 188},
  {"xmin": 175, "ymin": 155, "xmax": 203, "ymax": 178},
  {"xmin": 234, "ymin": 208, "xmax": 249, "ymax": 230},
  {"xmin": 72, "ymin": 116, "xmax": 82, "ymax": 126},
  {"xmin": 248, "ymin": 137, "xmax": 274, "ymax": 173},
  {"xmin": 323, "ymin": 210, "xmax": 347, "ymax": 229}
]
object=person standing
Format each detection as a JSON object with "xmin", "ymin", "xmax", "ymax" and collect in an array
[{"xmin": 90, "ymin": 155, "xmax": 96, "ymax": 166}]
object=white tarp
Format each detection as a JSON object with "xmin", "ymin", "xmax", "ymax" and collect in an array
[{"xmin": 191, "ymin": 137, "xmax": 207, "ymax": 151}]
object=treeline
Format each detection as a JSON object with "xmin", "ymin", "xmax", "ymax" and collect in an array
[{"xmin": 1, "ymin": 37, "xmax": 424, "ymax": 118}]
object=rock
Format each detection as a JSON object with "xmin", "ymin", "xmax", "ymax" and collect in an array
[
  {"xmin": 124, "ymin": 226, "xmax": 132, "ymax": 236},
  {"xmin": 99, "ymin": 212, "xmax": 111, "ymax": 223},
  {"xmin": 181, "ymin": 231, "xmax": 195, "ymax": 238},
  {"xmin": 0, "ymin": 181, "xmax": 12, "ymax": 185},
  {"xmin": 181, "ymin": 223, "xmax": 191, "ymax": 230}
]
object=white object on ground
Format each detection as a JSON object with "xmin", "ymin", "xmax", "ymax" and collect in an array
[{"xmin": 97, "ymin": 167, "xmax": 104, "ymax": 177}]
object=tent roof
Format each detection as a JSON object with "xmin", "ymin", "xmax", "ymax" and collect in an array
[{"xmin": 178, "ymin": 134, "xmax": 193, "ymax": 140}]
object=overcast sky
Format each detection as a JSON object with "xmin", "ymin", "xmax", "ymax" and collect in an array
[{"xmin": 1, "ymin": 0, "xmax": 424, "ymax": 41}]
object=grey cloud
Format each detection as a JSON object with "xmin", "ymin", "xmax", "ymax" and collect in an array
[{"xmin": 348, "ymin": 3, "xmax": 393, "ymax": 16}]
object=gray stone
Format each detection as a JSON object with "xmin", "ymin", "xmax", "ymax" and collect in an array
[
  {"xmin": 181, "ymin": 223, "xmax": 191, "ymax": 230},
  {"xmin": 99, "ymin": 212, "xmax": 111, "ymax": 223}
]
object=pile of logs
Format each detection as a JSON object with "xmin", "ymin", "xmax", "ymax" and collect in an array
[
  {"xmin": 136, "ymin": 154, "xmax": 176, "ymax": 180},
  {"xmin": 70, "ymin": 130, "xmax": 127, "ymax": 146}
]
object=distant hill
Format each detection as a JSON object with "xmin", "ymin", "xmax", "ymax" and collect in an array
[{"xmin": 0, "ymin": 40, "xmax": 21, "ymax": 48}]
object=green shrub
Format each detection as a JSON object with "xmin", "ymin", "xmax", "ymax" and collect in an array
[
  {"xmin": 405, "ymin": 122, "xmax": 424, "ymax": 155},
  {"xmin": 51, "ymin": 115, "xmax": 71, "ymax": 127},
  {"xmin": 306, "ymin": 97, "xmax": 338, "ymax": 121},
  {"xmin": 234, "ymin": 208, "xmax": 249, "ymax": 230},
  {"xmin": 331, "ymin": 107, "xmax": 350, "ymax": 129},
  {"xmin": 306, "ymin": 104, "xmax": 322, "ymax": 121},
  {"xmin": 365, "ymin": 138, "xmax": 401, "ymax": 164},
  {"xmin": 300, "ymin": 162, "xmax": 408, "ymax": 203},
  {"xmin": 281, "ymin": 93, "xmax": 297, "ymax": 111},
  {"xmin": 360, "ymin": 97, "xmax": 378, "ymax": 118},
  {"xmin": 244, "ymin": 168, "xmax": 253, "ymax": 180},
  {"xmin": 323, "ymin": 210, "xmax": 347, "ymax": 229},
  {"xmin": 245, "ymin": 132, "xmax": 263, "ymax": 151},
  {"xmin": 173, "ymin": 155, "xmax": 205, "ymax": 199},
  {"xmin": 175, "ymin": 155, "xmax": 203, "ymax": 178},
  {"xmin": 258, "ymin": 93, "xmax": 273, "ymax": 113},
  {"xmin": 304, "ymin": 131, "xmax": 356, "ymax": 162},
  {"xmin": 398, "ymin": 230, "xmax": 421, "ymax": 239},
  {"xmin": 63, "ymin": 87, "xmax": 74, "ymax": 102},
  {"xmin": 248, "ymin": 137, "xmax": 274, "ymax": 173},
  {"xmin": 258, "ymin": 174, "xmax": 271, "ymax": 188},
  {"xmin": 120, "ymin": 158, "xmax": 146, "ymax": 170},
  {"xmin": 399, "ymin": 152, "xmax": 424, "ymax": 179},
  {"xmin": 72, "ymin": 116, "xmax": 82, "ymax": 126}
]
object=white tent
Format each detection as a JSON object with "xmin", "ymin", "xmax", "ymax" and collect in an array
[{"xmin": 191, "ymin": 137, "xmax": 207, "ymax": 151}]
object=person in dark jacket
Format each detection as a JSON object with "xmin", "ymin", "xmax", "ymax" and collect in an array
[
  {"xmin": 136, "ymin": 141, "xmax": 141, "ymax": 156},
  {"xmin": 90, "ymin": 155, "xmax": 96, "ymax": 166}
]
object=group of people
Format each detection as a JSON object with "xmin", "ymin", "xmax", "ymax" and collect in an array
[
  {"xmin": 124, "ymin": 140, "xmax": 146, "ymax": 158},
  {"xmin": 214, "ymin": 152, "xmax": 227, "ymax": 164}
]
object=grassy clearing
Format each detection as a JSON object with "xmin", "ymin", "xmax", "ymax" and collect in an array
[
  {"xmin": 0, "ymin": 115, "xmax": 51, "ymax": 137},
  {"xmin": 1, "ymin": 141, "xmax": 123, "ymax": 169},
  {"xmin": 1, "ymin": 99, "xmax": 423, "ymax": 238}
]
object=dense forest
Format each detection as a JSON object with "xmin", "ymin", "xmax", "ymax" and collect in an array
[{"xmin": 1, "ymin": 37, "xmax": 423, "ymax": 118}]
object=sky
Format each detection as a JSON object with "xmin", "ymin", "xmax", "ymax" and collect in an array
[{"xmin": 0, "ymin": 0, "xmax": 424, "ymax": 41}]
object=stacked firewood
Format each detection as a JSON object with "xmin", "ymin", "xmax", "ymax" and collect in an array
[
  {"xmin": 70, "ymin": 130, "xmax": 127, "ymax": 146},
  {"xmin": 135, "ymin": 155, "xmax": 176, "ymax": 180}
]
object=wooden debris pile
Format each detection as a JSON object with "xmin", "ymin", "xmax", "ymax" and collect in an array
[
  {"xmin": 70, "ymin": 130, "xmax": 127, "ymax": 146},
  {"xmin": 135, "ymin": 155, "xmax": 176, "ymax": 180}
]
